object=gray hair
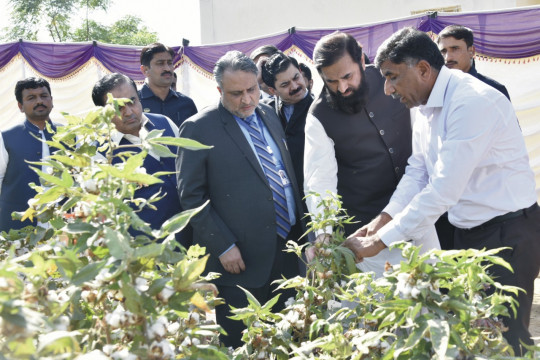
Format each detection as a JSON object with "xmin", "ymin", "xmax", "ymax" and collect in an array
[{"xmin": 213, "ymin": 51, "xmax": 258, "ymax": 88}]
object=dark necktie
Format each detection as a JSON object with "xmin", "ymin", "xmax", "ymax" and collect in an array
[{"xmin": 243, "ymin": 114, "xmax": 291, "ymax": 239}]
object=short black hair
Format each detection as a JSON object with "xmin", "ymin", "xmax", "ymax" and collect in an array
[
  {"xmin": 298, "ymin": 63, "xmax": 312, "ymax": 81},
  {"xmin": 15, "ymin": 77, "xmax": 51, "ymax": 103},
  {"xmin": 250, "ymin": 44, "xmax": 279, "ymax": 62},
  {"xmin": 313, "ymin": 31, "xmax": 363, "ymax": 72},
  {"xmin": 92, "ymin": 73, "xmax": 138, "ymax": 106},
  {"xmin": 140, "ymin": 43, "xmax": 175, "ymax": 67},
  {"xmin": 437, "ymin": 25, "xmax": 474, "ymax": 48},
  {"xmin": 261, "ymin": 52, "xmax": 300, "ymax": 88},
  {"xmin": 375, "ymin": 27, "xmax": 444, "ymax": 71}
]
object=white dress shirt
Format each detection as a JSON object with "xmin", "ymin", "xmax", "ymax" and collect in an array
[
  {"xmin": 303, "ymin": 111, "xmax": 439, "ymax": 277},
  {"xmin": 95, "ymin": 114, "xmax": 179, "ymax": 162},
  {"xmin": 379, "ymin": 67, "xmax": 537, "ymax": 246}
]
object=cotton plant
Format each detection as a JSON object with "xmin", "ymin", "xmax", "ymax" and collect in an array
[
  {"xmin": 230, "ymin": 193, "xmax": 536, "ymax": 359},
  {"xmin": 0, "ymin": 96, "xmax": 229, "ymax": 359}
]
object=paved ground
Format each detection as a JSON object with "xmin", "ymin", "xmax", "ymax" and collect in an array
[{"xmin": 531, "ymin": 277, "xmax": 540, "ymax": 344}]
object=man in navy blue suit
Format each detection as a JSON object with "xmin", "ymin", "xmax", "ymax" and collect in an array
[
  {"xmin": 92, "ymin": 73, "xmax": 187, "ymax": 245},
  {"xmin": 0, "ymin": 77, "xmax": 57, "ymax": 232}
]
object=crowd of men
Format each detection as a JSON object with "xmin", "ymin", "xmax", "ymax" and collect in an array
[{"xmin": 1, "ymin": 25, "xmax": 538, "ymax": 353}]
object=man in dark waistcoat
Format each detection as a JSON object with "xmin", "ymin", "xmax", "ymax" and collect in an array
[
  {"xmin": 304, "ymin": 31, "xmax": 440, "ymax": 276},
  {"xmin": 0, "ymin": 77, "xmax": 57, "ymax": 232},
  {"xmin": 261, "ymin": 52, "xmax": 313, "ymax": 213},
  {"xmin": 92, "ymin": 73, "xmax": 189, "ymax": 247}
]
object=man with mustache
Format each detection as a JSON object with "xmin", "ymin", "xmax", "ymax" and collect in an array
[
  {"xmin": 0, "ymin": 77, "xmax": 58, "ymax": 231},
  {"xmin": 138, "ymin": 43, "xmax": 198, "ymax": 127},
  {"xmin": 261, "ymin": 52, "xmax": 313, "ymax": 212},
  {"xmin": 304, "ymin": 31, "xmax": 439, "ymax": 276},
  {"xmin": 176, "ymin": 51, "xmax": 304, "ymax": 347},
  {"xmin": 346, "ymin": 27, "xmax": 538, "ymax": 354},
  {"xmin": 92, "ymin": 73, "xmax": 188, "ymax": 246},
  {"xmin": 437, "ymin": 25, "xmax": 510, "ymax": 100}
]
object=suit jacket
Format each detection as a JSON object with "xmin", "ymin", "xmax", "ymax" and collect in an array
[{"xmin": 176, "ymin": 102, "xmax": 304, "ymax": 288}]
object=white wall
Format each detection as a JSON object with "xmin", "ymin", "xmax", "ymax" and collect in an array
[{"xmin": 199, "ymin": 0, "xmax": 518, "ymax": 44}]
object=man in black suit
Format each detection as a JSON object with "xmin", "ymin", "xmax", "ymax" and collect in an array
[
  {"xmin": 261, "ymin": 52, "xmax": 313, "ymax": 213},
  {"xmin": 176, "ymin": 50, "xmax": 304, "ymax": 348}
]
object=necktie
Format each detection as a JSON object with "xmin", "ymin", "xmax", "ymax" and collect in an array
[{"xmin": 243, "ymin": 114, "xmax": 291, "ymax": 239}]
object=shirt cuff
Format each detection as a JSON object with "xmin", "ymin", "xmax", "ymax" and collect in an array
[
  {"xmin": 377, "ymin": 221, "xmax": 406, "ymax": 247},
  {"xmin": 382, "ymin": 202, "xmax": 404, "ymax": 219},
  {"xmin": 219, "ymin": 244, "xmax": 236, "ymax": 257}
]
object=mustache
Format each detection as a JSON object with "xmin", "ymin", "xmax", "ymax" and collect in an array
[
  {"xmin": 289, "ymin": 87, "xmax": 302, "ymax": 96},
  {"xmin": 33, "ymin": 104, "xmax": 46, "ymax": 110},
  {"xmin": 161, "ymin": 71, "xmax": 173, "ymax": 76}
]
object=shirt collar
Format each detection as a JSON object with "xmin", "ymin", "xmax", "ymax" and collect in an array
[
  {"xmin": 421, "ymin": 66, "xmax": 452, "ymax": 110},
  {"xmin": 24, "ymin": 118, "xmax": 52, "ymax": 133},
  {"xmin": 467, "ymin": 60, "xmax": 478, "ymax": 77},
  {"xmin": 140, "ymin": 81, "xmax": 179, "ymax": 100},
  {"xmin": 110, "ymin": 114, "xmax": 148, "ymax": 145}
]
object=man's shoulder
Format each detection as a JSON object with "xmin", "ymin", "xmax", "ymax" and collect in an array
[
  {"xmin": 145, "ymin": 112, "xmax": 170, "ymax": 124},
  {"xmin": 138, "ymin": 83, "xmax": 153, "ymax": 99},
  {"xmin": 473, "ymin": 72, "xmax": 510, "ymax": 99},
  {"xmin": 1, "ymin": 122, "xmax": 26, "ymax": 135},
  {"xmin": 183, "ymin": 103, "xmax": 220, "ymax": 124}
]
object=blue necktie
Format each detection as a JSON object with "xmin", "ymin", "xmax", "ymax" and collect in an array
[{"xmin": 243, "ymin": 114, "xmax": 291, "ymax": 239}]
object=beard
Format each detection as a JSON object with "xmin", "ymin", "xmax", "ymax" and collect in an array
[{"xmin": 325, "ymin": 67, "xmax": 369, "ymax": 115}]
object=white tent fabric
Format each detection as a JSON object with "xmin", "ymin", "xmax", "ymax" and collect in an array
[{"xmin": 1, "ymin": 51, "xmax": 539, "ymax": 198}]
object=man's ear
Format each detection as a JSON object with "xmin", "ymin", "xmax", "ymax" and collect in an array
[
  {"xmin": 17, "ymin": 102, "xmax": 23, "ymax": 113},
  {"xmin": 416, "ymin": 60, "xmax": 432, "ymax": 79},
  {"xmin": 468, "ymin": 45, "xmax": 476, "ymax": 58},
  {"xmin": 217, "ymin": 86, "xmax": 222, "ymax": 96},
  {"xmin": 140, "ymin": 65, "xmax": 148, "ymax": 76},
  {"xmin": 266, "ymin": 86, "xmax": 277, "ymax": 96}
]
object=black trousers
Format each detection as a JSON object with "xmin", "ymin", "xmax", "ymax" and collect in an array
[
  {"xmin": 454, "ymin": 203, "xmax": 540, "ymax": 355},
  {"xmin": 215, "ymin": 234, "xmax": 300, "ymax": 348}
]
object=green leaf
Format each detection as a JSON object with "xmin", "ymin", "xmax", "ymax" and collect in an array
[
  {"xmin": 133, "ymin": 243, "xmax": 164, "ymax": 259},
  {"xmin": 237, "ymin": 286, "xmax": 261, "ymax": 308},
  {"xmin": 71, "ymin": 261, "xmax": 106, "ymax": 286},
  {"xmin": 36, "ymin": 330, "xmax": 81, "ymax": 354},
  {"xmin": 147, "ymin": 277, "xmax": 169, "ymax": 296},
  {"xmin": 161, "ymin": 200, "xmax": 209, "ymax": 235},
  {"xmin": 174, "ymin": 255, "xmax": 209, "ymax": 290},
  {"xmin": 31, "ymin": 167, "xmax": 73, "ymax": 188},
  {"xmin": 121, "ymin": 273, "xmax": 143, "ymax": 315},
  {"xmin": 150, "ymin": 136, "xmax": 213, "ymax": 150},
  {"xmin": 426, "ymin": 318, "xmax": 449, "ymax": 360},
  {"xmin": 104, "ymin": 227, "xmax": 133, "ymax": 260}
]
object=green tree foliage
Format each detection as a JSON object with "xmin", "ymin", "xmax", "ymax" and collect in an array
[
  {"xmin": 2, "ymin": 1, "xmax": 158, "ymax": 45},
  {"xmin": 3, "ymin": 0, "xmax": 110, "ymax": 42},
  {"xmin": 70, "ymin": 15, "xmax": 158, "ymax": 45}
]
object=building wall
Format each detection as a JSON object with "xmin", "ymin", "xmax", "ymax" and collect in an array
[{"xmin": 199, "ymin": 0, "xmax": 518, "ymax": 45}]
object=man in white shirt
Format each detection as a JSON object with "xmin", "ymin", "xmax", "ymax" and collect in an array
[{"xmin": 344, "ymin": 27, "xmax": 539, "ymax": 354}]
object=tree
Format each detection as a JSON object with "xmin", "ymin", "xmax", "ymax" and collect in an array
[
  {"xmin": 2, "ymin": 0, "xmax": 110, "ymax": 42},
  {"xmin": 70, "ymin": 15, "xmax": 158, "ymax": 45}
]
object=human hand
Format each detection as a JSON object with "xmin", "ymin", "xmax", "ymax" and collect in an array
[
  {"xmin": 348, "ymin": 212, "xmax": 392, "ymax": 238},
  {"xmin": 306, "ymin": 233, "xmax": 332, "ymax": 263},
  {"xmin": 342, "ymin": 235, "xmax": 387, "ymax": 263},
  {"xmin": 219, "ymin": 245, "xmax": 246, "ymax": 274}
]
